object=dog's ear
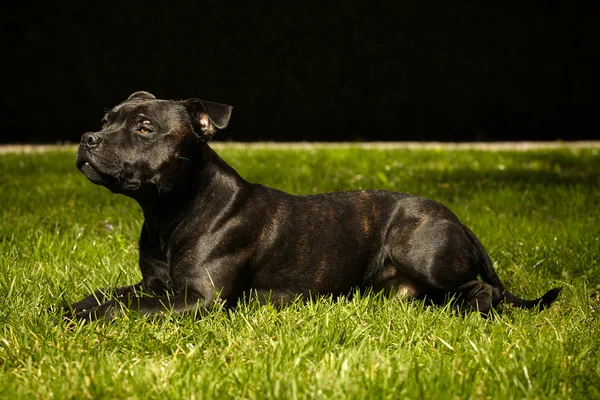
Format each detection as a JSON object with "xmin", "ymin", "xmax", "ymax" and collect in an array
[
  {"xmin": 128, "ymin": 91, "xmax": 156, "ymax": 101},
  {"xmin": 183, "ymin": 98, "xmax": 233, "ymax": 138}
]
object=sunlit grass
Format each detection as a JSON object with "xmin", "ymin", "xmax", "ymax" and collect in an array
[{"xmin": 0, "ymin": 146, "xmax": 599, "ymax": 399}]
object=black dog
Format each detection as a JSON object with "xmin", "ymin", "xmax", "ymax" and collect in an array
[{"xmin": 70, "ymin": 91, "xmax": 561, "ymax": 321}]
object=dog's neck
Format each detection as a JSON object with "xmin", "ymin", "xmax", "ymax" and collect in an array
[{"xmin": 135, "ymin": 144, "xmax": 248, "ymax": 235}]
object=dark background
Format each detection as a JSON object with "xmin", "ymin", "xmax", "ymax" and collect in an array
[{"xmin": 2, "ymin": 1, "xmax": 598, "ymax": 143}]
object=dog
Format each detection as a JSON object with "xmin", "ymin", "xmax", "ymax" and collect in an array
[{"xmin": 69, "ymin": 91, "xmax": 561, "ymax": 321}]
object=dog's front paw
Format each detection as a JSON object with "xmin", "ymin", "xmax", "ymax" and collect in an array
[
  {"xmin": 71, "ymin": 300, "xmax": 121, "ymax": 322},
  {"xmin": 72, "ymin": 309, "xmax": 100, "ymax": 323},
  {"xmin": 45, "ymin": 302, "xmax": 68, "ymax": 315}
]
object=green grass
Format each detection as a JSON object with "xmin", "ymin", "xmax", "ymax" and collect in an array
[{"xmin": 1, "ymin": 145, "xmax": 599, "ymax": 399}]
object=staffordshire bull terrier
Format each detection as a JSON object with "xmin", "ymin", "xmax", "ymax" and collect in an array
[{"xmin": 69, "ymin": 91, "xmax": 561, "ymax": 321}]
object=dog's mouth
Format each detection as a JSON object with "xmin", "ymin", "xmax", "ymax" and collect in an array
[
  {"xmin": 76, "ymin": 153, "xmax": 140, "ymax": 192},
  {"xmin": 77, "ymin": 156, "xmax": 116, "ymax": 186}
]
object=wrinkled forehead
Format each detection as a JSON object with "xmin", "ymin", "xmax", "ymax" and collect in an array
[{"xmin": 107, "ymin": 99, "xmax": 185, "ymax": 122}]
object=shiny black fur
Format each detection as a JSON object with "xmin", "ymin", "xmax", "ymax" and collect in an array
[{"xmin": 68, "ymin": 91, "xmax": 561, "ymax": 321}]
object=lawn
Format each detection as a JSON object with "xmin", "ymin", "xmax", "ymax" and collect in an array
[{"xmin": 0, "ymin": 144, "xmax": 599, "ymax": 399}]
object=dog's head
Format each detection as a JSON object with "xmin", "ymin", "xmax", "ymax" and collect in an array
[{"xmin": 76, "ymin": 91, "xmax": 232, "ymax": 194}]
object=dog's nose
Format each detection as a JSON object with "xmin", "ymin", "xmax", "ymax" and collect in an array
[{"xmin": 81, "ymin": 132, "xmax": 102, "ymax": 148}]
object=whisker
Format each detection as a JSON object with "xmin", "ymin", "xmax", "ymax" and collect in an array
[{"xmin": 155, "ymin": 181, "xmax": 171, "ymax": 195}]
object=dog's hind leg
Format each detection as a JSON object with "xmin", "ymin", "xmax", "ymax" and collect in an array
[{"xmin": 455, "ymin": 280, "xmax": 502, "ymax": 317}]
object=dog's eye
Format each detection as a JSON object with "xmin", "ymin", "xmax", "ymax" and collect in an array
[
  {"xmin": 137, "ymin": 126, "xmax": 152, "ymax": 135},
  {"xmin": 101, "ymin": 119, "xmax": 108, "ymax": 128}
]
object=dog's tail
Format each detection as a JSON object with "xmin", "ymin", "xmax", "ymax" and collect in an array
[{"xmin": 462, "ymin": 225, "xmax": 562, "ymax": 310}]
